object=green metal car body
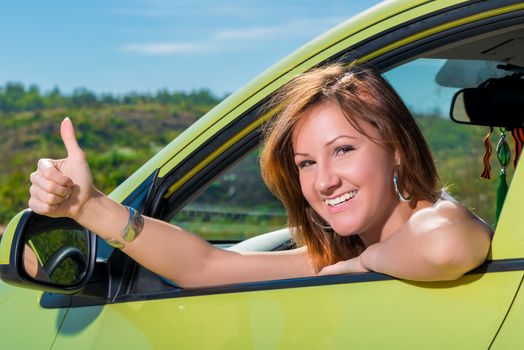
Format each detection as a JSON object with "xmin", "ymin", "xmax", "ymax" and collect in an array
[{"xmin": 2, "ymin": 0, "xmax": 524, "ymax": 348}]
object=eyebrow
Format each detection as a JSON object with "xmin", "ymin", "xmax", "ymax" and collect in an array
[
  {"xmin": 326, "ymin": 135, "xmax": 357, "ymax": 146},
  {"xmin": 294, "ymin": 135, "xmax": 357, "ymax": 157}
]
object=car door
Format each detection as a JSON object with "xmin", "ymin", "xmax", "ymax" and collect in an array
[
  {"xmin": 38, "ymin": 1, "xmax": 524, "ymax": 349},
  {"xmin": 0, "ymin": 284, "xmax": 67, "ymax": 349}
]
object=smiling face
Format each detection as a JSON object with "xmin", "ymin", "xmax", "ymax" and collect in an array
[
  {"xmin": 292, "ymin": 101, "xmax": 400, "ymax": 238},
  {"xmin": 261, "ymin": 66, "xmax": 439, "ymax": 269}
]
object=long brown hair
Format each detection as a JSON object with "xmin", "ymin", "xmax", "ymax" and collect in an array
[{"xmin": 260, "ymin": 64, "xmax": 439, "ymax": 272}]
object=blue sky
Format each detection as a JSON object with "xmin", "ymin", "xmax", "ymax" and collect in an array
[{"xmin": 0, "ymin": 0, "xmax": 383, "ymax": 97}]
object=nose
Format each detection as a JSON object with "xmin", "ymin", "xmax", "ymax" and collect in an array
[{"xmin": 314, "ymin": 161, "xmax": 341, "ymax": 194}]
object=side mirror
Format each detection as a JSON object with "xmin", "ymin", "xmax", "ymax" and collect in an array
[
  {"xmin": 0, "ymin": 210, "xmax": 97, "ymax": 294},
  {"xmin": 450, "ymin": 78, "xmax": 524, "ymax": 128}
]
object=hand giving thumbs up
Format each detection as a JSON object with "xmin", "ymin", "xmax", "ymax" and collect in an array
[{"xmin": 29, "ymin": 117, "xmax": 95, "ymax": 220}]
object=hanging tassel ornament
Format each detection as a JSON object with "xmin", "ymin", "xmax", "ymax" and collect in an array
[
  {"xmin": 480, "ymin": 127, "xmax": 493, "ymax": 179},
  {"xmin": 511, "ymin": 128, "xmax": 524, "ymax": 169},
  {"xmin": 495, "ymin": 129, "xmax": 510, "ymax": 223}
]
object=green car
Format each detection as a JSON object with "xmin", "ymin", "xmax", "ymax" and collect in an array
[{"xmin": 2, "ymin": 0, "xmax": 524, "ymax": 348}]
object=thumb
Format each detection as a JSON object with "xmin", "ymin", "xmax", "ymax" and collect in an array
[{"xmin": 60, "ymin": 117, "xmax": 85, "ymax": 160}]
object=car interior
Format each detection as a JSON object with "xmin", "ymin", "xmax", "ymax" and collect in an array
[{"xmin": 217, "ymin": 23, "xmax": 524, "ymax": 252}]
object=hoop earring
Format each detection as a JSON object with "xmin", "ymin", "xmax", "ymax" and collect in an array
[
  {"xmin": 393, "ymin": 172, "xmax": 412, "ymax": 202},
  {"xmin": 306, "ymin": 207, "xmax": 332, "ymax": 230}
]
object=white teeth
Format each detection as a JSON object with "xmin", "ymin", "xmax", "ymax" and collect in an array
[{"xmin": 325, "ymin": 190, "xmax": 358, "ymax": 206}]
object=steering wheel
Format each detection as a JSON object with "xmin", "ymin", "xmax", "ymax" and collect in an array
[
  {"xmin": 227, "ymin": 228, "xmax": 294, "ymax": 252},
  {"xmin": 43, "ymin": 246, "xmax": 87, "ymax": 284}
]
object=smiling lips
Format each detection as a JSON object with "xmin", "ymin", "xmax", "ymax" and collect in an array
[{"xmin": 325, "ymin": 190, "xmax": 358, "ymax": 206}]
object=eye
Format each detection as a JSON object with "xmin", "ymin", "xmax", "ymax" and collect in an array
[
  {"xmin": 297, "ymin": 160, "xmax": 315, "ymax": 169},
  {"xmin": 335, "ymin": 145, "xmax": 355, "ymax": 156}
]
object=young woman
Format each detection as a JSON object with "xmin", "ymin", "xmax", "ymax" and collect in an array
[{"xmin": 27, "ymin": 64, "xmax": 493, "ymax": 287}]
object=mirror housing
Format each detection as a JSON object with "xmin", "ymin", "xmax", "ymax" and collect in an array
[
  {"xmin": 450, "ymin": 76, "xmax": 524, "ymax": 128},
  {"xmin": 0, "ymin": 210, "xmax": 97, "ymax": 294}
]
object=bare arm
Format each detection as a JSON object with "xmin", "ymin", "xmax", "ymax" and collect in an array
[
  {"xmin": 78, "ymin": 191, "xmax": 314, "ymax": 287},
  {"xmin": 358, "ymin": 201, "xmax": 493, "ymax": 281},
  {"xmin": 28, "ymin": 118, "xmax": 315, "ymax": 288}
]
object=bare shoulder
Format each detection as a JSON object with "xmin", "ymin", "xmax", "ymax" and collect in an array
[
  {"xmin": 409, "ymin": 199, "xmax": 493, "ymax": 257},
  {"xmin": 434, "ymin": 199, "xmax": 492, "ymax": 237},
  {"xmin": 411, "ymin": 199, "xmax": 490, "ymax": 232},
  {"xmin": 400, "ymin": 198, "xmax": 493, "ymax": 277}
]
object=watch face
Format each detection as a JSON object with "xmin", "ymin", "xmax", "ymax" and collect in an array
[{"xmin": 122, "ymin": 207, "xmax": 144, "ymax": 243}]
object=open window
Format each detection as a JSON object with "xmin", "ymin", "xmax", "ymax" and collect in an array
[
  {"xmin": 384, "ymin": 58, "xmax": 518, "ymax": 226},
  {"xmin": 170, "ymin": 147, "xmax": 288, "ymax": 246}
]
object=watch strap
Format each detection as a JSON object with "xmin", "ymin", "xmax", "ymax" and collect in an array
[{"xmin": 105, "ymin": 206, "xmax": 144, "ymax": 249}]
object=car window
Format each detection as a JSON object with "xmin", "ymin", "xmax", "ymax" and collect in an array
[
  {"xmin": 170, "ymin": 148, "xmax": 287, "ymax": 242},
  {"xmin": 172, "ymin": 58, "xmax": 517, "ymax": 239},
  {"xmin": 384, "ymin": 58, "xmax": 516, "ymax": 226}
]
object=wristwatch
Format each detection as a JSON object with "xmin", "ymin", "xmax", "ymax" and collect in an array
[{"xmin": 105, "ymin": 206, "xmax": 144, "ymax": 249}]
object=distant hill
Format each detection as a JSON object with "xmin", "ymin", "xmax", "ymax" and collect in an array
[
  {"xmin": 0, "ymin": 83, "xmax": 514, "ymax": 232},
  {"xmin": 0, "ymin": 83, "xmax": 221, "ymax": 227}
]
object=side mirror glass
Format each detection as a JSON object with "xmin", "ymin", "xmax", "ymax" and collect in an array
[{"xmin": 24, "ymin": 226, "xmax": 88, "ymax": 286}]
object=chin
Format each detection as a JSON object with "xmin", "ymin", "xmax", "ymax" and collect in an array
[{"xmin": 331, "ymin": 225, "xmax": 360, "ymax": 237}]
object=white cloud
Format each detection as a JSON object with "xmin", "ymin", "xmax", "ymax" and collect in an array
[
  {"xmin": 215, "ymin": 17, "xmax": 344, "ymax": 41},
  {"xmin": 121, "ymin": 42, "xmax": 214, "ymax": 55},
  {"xmin": 120, "ymin": 16, "xmax": 346, "ymax": 56},
  {"xmin": 107, "ymin": 1, "xmax": 252, "ymax": 18},
  {"xmin": 109, "ymin": 7, "xmax": 168, "ymax": 17},
  {"xmin": 215, "ymin": 26, "xmax": 280, "ymax": 40}
]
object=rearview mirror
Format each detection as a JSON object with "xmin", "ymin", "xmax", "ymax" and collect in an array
[{"xmin": 450, "ymin": 78, "xmax": 524, "ymax": 128}]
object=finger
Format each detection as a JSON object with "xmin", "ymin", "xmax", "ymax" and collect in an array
[
  {"xmin": 318, "ymin": 261, "xmax": 346, "ymax": 276},
  {"xmin": 60, "ymin": 117, "xmax": 85, "ymax": 161},
  {"xmin": 29, "ymin": 184, "xmax": 68, "ymax": 205},
  {"xmin": 317, "ymin": 265, "xmax": 336, "ymax": 276},
  {"xmin": 37, "ymin": 159, "xmax": 73, "ymax": 186},
  {"xmin": 30, "ymin": 171, "xmax": 71, "ymax": 198},
  {"xmin": 28, "ymin": 197, "xmax": 60, "ymax": 216},
  {"xmin": 317, "ymin": 268, "xmax": 328, "ymax": 276}
]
